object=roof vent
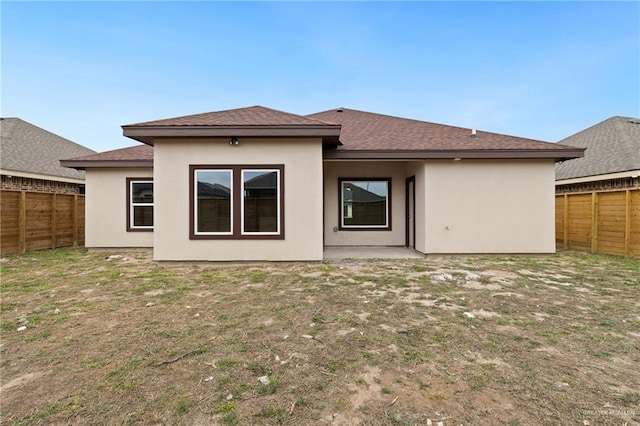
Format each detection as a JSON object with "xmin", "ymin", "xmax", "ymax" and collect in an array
[
  {"xmin": 471, "ymin": 128, "xmax": 478, "ymax": 139},
  {"xmin": 336, "ymin": 107, "xmax": 344, "ymax": 113}
]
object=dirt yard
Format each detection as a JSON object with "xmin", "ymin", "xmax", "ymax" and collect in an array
[{"xmin": 1, "ymin": 249, "xmax": 638, "ymax": 425}]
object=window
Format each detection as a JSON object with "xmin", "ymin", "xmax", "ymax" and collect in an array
[
  {"xmin": 190, "ymin": 165, "xmax": 284, "ymax": 239},
  {"xmin": 194, "ymin": 169, "xmax": 233, "ymax": 234},
  {"xmin": 339, "ymin": 178, "xmax": 391, "ymax": 230},
  {"xmin": 127, "ymin": 178, "xmax": 153, "ymax": 231}
]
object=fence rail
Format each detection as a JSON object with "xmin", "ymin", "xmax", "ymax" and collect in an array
[
  {"xmin": 555, "ymin": 188, "xmax": 640, "ymax": 258},
  {"xmin": 0, "ymin": 190, "xmax": 85, "ymax": 255}
]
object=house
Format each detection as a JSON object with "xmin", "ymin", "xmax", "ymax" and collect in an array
[
  {"xmin": 61, "ymin": 106, "xmax": 584, "ymax": 261},
  {"xmin": 554, "ymin": 116, "xmax": 640, "ymax": 258},
  {"xmin": 556, "ymin": 116, "xmax": 640, "ymax": 193},
  {"xmin": 1, "ymin": 117, "xmax": 96, "ymax": 194}
]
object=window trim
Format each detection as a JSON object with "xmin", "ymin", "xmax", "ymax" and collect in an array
[
  {"xmin": 126, "ymin": 177, "xmax": 154, "ymax": 232},
  {"xmin": 338, "ymin": 177, "xmax": 392, "ymax": 231},
  {"xmin": 189, "ymin": 164, "xmax": 285, "ymax": 240}
]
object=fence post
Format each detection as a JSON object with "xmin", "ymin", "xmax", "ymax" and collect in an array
[
  {"xmin": 590, "ymin": 192, "xmax": 598, "ymax": 254},
  {"xmin": 73, "ymin": 194, "xmax": 78, "ymax": 247},
  {"xmin": 625, "ymin": 189, "xmax": 631, "ymax": 257},
  {"xmin": 51, "ymin": 193, "xmax": 57, "ymax": 249},
  {"xmin": 563, "ymin": 194, "xmax": 569, "ymax": 249},
  {"xmin": 18, "ymin": 191, "xmax": 26, "ymax": 253}
]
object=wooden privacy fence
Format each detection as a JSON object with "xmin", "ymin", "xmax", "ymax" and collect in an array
[
  {"xmin": 555, "ymin": 188, "xmax": 640, "ymax": 258},
  {"xmin": 0, "ymin": 190, "xmax": 85, "ymax": 255}
]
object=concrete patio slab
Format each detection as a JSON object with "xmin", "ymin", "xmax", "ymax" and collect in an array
[{"xmin": 323, "ymin": 246, "xmax": 424, "ymax": 261}]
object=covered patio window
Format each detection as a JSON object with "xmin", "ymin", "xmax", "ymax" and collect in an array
[{"xmin": 339, "ymin": 178, "xmax": 391, "ymax": 230}]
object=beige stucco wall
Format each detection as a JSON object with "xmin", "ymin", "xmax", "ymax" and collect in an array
[
  {"xmin": 406, "ymin": 162, "xmax": 426, "ymax": 253},
  {"xmin": 85, "ymin": 167, "xmax": 154, "ymax": 248},
  {"xmin": 153, "ymin": 138, "xmax": 324, "ymax": 261},
  {"xmin": 323, "ymin": 161, "xmax": 408, "ymax": 246},
  {"xmin": 422, "ymin": 160, "xmax": 556, "ymax": 253}
]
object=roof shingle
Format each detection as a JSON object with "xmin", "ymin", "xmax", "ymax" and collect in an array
[
  {"xmin": 125, "ymin": 105, "xmax": 334, "ymax": 127},
  {"xmin": 1, "ymin": 117, "xmax": 95, "ymax": 180},
  {"xmin": 68, "ymin": 106, "xmax": 585, "ymax": 167},
  {"xmin": 61, "ymin": 145, "xmax": 153, "ymax": 169},
  {"xmin": 555, "ymin": 116, "xmax": 640, "ymax": 180},
  {"xmin": 308, "ymin": 108, "xmax": 576, "ymax": 152}
]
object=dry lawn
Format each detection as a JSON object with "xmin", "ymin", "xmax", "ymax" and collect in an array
[{"xmin": 1, "ymin": 248, "xmax": 639, "ymax": 425}]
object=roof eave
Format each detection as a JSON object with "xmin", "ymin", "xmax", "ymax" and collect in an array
[
  {"xmin": 60, "ymin": 160, "xmax": 154, "ymax": 170},
  {"xmin": 122, "ymin": 125, "xmax": 342, "ymax": 145},
  {"xmin": 323, "ymin": 148, "xmax": 586, "ymax": 161}
]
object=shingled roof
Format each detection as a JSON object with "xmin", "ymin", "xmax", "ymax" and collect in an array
[
  {"xmin": 64, "ymin": 106, "xmax": 585, "ymax": 168},
  {"xmin": 61, "ymin": 145, "xmax": 153, "ymax": 169},
  {"xmin": 122, "ymin": 106, "xmax": 341, "ymax": 145},
  {"xmin": 308, "ymin": 108, "xmax": 583, "ymax": 160},
  {"xmin": 555, "ymin": 116, "xmax": 640, "ymax": 180},
  {"xmin": 1, "ymin": 117, "xmax": 95, "ymax": 180}
]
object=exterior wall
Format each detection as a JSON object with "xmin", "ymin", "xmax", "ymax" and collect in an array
[
  {"xmin": 1, "ymin": 174, "xmax": 84, "ymax": 194},
  {"xmin": 423, "ymin": 160, "xmax": 556, "ymax": 253},
  {"xmin": 556, "ymin": 174, "xmax": 640, "ymax": 194},
  {"xmin": 85, "ymin": 167, "xmax": 154, "ymax": 248},
  {"xmin": 153, "ymin": 138, "xmax": 324, "ymax": 261},
  {"xmin": 406, "ymin": 162, "xmax": 426, "ymax": 253},
  {"xmin": 323, "ymin": 161, "xmax": 408, "ymax": 246}
]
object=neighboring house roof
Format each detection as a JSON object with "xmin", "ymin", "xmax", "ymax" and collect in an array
[
  {"xmin": 62, "ymin": 106, "xmax": 585, "ymax": 169},
  {"xmin": 1, "ymin": 117, "xmax": 95, "ymax": 181},
  {"xmin": 197, "ymin": 182, "xmax": 231, "ymax": 198},
  {"xmin": 308, "ymin": 108, "xmax": 583, "ymax": 160},
  {"xmin": 244, "ymin": 171, "xmax": 278, "ymax": 189},
  {"xmin": 555, "ymin": 116, "xmax": 640, "ymax": 181},
  {"xmin": 122, "ymin": 106, "xmax": 342, "ymax": 145},
  {"xmin": 344, "ymin": 183, "xmax": 386, "ymax": 203}
]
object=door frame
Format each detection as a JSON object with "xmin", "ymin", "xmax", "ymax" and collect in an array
[{"xmin": 405, "ymin": 176, "xmax": 416, "ymax": 249}]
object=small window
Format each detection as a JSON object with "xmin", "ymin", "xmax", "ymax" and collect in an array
[
  {"xmin": 127, "ymin": 178, "xmax": 153, "ymax": 231},
  {"xmin": 190, "ymin": 165, "xmax": 284, "ymax": 239},
  {"xmin": 339, "ymin": 178, "xmax": 391, "ymax": 230}
]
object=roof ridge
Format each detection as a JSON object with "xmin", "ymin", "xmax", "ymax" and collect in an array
[
  {"xmin": 558, "ymin": 116, "xmax": 634, "ymax": 144},
  {"xmin": 613, "ymin": 116, "xmax": 640, "ymax": 165},
  {"xmin": 250, "ymin": 105, "xmax": 336, "ymax": 126},
  {"xmin": 124, "ymin": 105, "xmax": 339, "ymax": 127},
  {"xmin": 1, "ymin": 117, "xmax": 96, "ymax": 153},
  {"xmin": 309, "ymin": 107, "xmax": 556, "ymax": 145}
]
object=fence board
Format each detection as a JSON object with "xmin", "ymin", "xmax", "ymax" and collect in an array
[
  {"xmin": 0, "ymin": 191, "xmax": 21, "ymax": 254},
  {"xmin": 556, "ymin": 188, "xmax": 640, "ymax": 258},
  {"xmin": 0, "ymin": 190, "xmax": 85, "ymax": 255}
]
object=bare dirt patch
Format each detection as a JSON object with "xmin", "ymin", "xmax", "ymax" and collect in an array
[{"xmin": 1, "ymin": 249, "xmax": 639, "ymax": 425}]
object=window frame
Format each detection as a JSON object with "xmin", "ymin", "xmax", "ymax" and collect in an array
[
  {"xmin": 338, "ymin": 177, "xmax": 392, "ymax": 231},
  {"xmin": 126, "ymin": 177, "xmax": 154, "ymax": 232},
  {"xmin": 190, "ymin": 164, "xmax": 285, "ymax": 240}
]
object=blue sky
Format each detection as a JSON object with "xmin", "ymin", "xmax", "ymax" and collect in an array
[{"xmin": 2, "ymin": 1, "xmax": 638, "ymax": 152}]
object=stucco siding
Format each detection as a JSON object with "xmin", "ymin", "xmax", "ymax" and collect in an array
[
  {"xmin": 423, "ymin": 160, "xmax": 556, "ymax": 253},
  {"xmin": 153, "ymin": 138, "xmax": 324, "ymax": 261},
  {"xmin": 323, "ymin": 161, "xmax": 407, "ymax": 246},
  {"xmin": 406, "ymin": 162, "xmax": 426, "ymax": 253},
  {"xmin": 85, "ymin": 167, "xmax": 154, "ymax": 248}
]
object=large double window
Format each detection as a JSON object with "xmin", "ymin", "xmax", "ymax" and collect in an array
[
  {"xmin": 339, "ymin": 178, "xmax": 391, "ymax": 230},
  {"xmin": 190, "ymin": 165, "xmax": 284, "ymax": 239},
  {"xmin": 127, "ymin": 178, "xmax": 153, "ymax": 231}
]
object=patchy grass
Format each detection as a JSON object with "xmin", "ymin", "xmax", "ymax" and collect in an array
[{"xmin": 1, "ymin": 248, "xmax": 639, "ymax": 425}]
